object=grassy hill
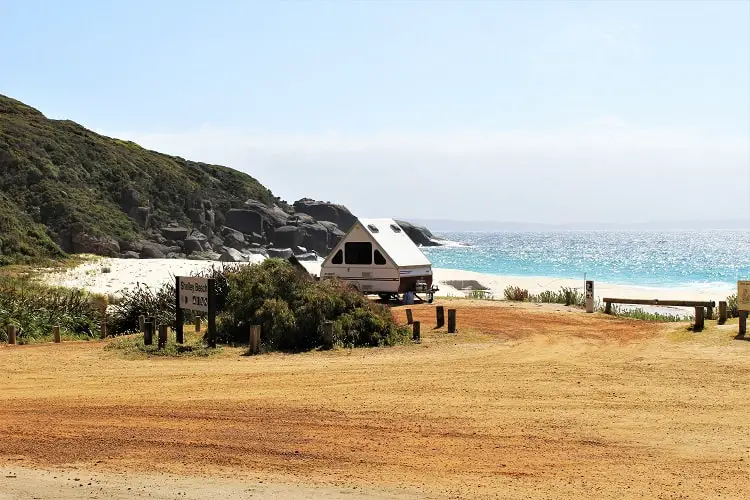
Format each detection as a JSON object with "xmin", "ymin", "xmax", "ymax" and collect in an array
[{"xmin": 0, "ymin": 94, "xmax": 280, "ymax": 264}]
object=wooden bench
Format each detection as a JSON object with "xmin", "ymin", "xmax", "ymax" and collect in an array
[{"xmin": 603, "ymin": 298, "xmax": 716, "ymax": 331}]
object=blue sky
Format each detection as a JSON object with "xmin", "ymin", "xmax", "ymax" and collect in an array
[{"xmin": 3, "ymin": 0, "xmax": 749, "ymax": 224}]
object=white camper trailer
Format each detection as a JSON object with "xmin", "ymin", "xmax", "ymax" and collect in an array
[{"xmin": 320, "ymin": 218, "xmax": 438, "ymax": 302}]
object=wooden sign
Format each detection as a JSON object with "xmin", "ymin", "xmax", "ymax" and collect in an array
[
  {"xmin": 738, "ymin": 281, "xmax": 750, "ymax": 311},
  {"xmin": 176, "ymin": 276, "xmax": 216, "ymax": 348},
  {"xmin": 178, "ymin": 277, "xmax": 210, "ymax": 312}
]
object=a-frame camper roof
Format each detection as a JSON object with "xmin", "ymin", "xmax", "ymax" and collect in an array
[{"xmin": 331, "ymin": 218, "xmax": 431, "ymax": 267}]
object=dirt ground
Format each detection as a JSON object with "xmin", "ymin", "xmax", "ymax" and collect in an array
[{"xmin": 1, "ymin": 300, "xmax": 749, "ymax": 499}]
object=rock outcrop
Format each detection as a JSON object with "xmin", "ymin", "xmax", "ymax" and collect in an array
[
  {"xmin": 161, "ymin": 226, "xmax": 189, "ymax": 241},
  {"xmin": 394, "ymin": 220, "xmax": 441, "ymax": 247},
  {"xmin": 183, "ymin": 231, "xmax": 210, "ymax": 254},
  {"xmin": 293, "ymin": 199, "xmax": 357, "ymax": 232},
  {"xmin": 70, "ymin": 228, "xmax": 120, "ymax": 256}
]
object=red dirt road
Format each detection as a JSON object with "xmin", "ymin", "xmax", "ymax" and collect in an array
[{"xmin": 1, "ymin": 301, "xmax": 749, "ymax": 498}]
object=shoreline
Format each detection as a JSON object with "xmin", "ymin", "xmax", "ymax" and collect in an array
[
  {"xmin": 432, "ymin": 268, "xmax": 735, "ymax": 303},
  {"xmin": 40, "ymin": 257, "xmax": 737, "ymax": 305}
]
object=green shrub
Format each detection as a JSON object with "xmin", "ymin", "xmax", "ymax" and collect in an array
[
  {"xmin": 106, "ymin": 263, "xmax": 240, "ymax": 336},
  {"xmin": 218, "ymin": 259, "xmax": 408, "ymax": 351},
  {"xmin": 503, "ymin": 286, "xmax": 529, "ymax": 301},
  {"xmin": 726, "ymin": 294, "xmax": 739, "ymax": 318},
  {"xmin": 529, "ymin": 287, "xmax": 585, "ymax": 306},
  {"xmin": 107, "ymin": 282, "xmax": 175, "ymax": 335}
]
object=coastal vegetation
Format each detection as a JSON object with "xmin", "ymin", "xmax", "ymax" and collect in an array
[
  {"xmin": 502, "ymin": 284, "xmax": 694, "ymax": 322},
  {"xmin": 726, "ymin": 294, "xmax": 739, "ymax": 318},
  {"xmin": 219, "ymin": 259, "xmax": 408, "ymax": 351},
  {"xmin": 105, "ymin": 259, "xmax": 408, "ymax": 352},
  {"xmin": 504, "ymin": 285, "xmax": 587, "ymax": 307},
  {"xmin": 606, "ymin": 305, "xmax": 691, "ymax": 322},
  {"xmin": 0, "ymin": 275, "xmax": 103, "ymax": 343}
]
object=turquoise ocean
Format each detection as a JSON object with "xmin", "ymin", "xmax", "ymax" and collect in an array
[{"xmin": 422, "ymin": 231, "xmax": 750, "ymax": 289}]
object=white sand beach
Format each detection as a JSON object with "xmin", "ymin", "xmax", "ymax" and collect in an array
[
  {"xmin": 432, "ymin": 268, "xmax": 735, "ymax": 302},
  {"xmin": 41, "ymin": 257, "xmax": 736, "ymax": 305}
]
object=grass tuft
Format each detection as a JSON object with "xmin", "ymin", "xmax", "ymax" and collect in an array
[{"xmin": 105, "ymin": 331, "xmax": 219, "ymax": 358}]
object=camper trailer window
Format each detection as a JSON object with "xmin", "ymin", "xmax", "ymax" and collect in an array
[
  {"xmin": 331, "ymin": 250, "xmax": 343, "ymax": 264},
  {"xmin": 374, "ymin": 249, "xmax": 386, "ymax": 265},
  {"xmin": 390, "ymin": 224, "xmax": 402, "ymax": 233},
  {"xmin": 344, "ymin": 242, "xmax": 372, "ymax": 265}
]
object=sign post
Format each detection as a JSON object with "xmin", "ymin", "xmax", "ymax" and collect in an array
[
  {"xmin": 176, "ymin": 276, "xmax": 216, "ymax": 347},
  {"xmin": 585, "ymin": 280, "xmax": 594, "ymax": 313},
  {"xmin": 738, "ymin": 281, "xmax": 750, "ymax": 336}
]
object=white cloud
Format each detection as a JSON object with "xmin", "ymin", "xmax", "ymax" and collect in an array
[{"xmin": 105, "ymin": 120, "xmax": 750, "ymax": 223}]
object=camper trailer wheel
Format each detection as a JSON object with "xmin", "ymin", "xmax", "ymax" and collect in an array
[
  {"xmin": 378, "ymin": 293, "xmax": 394, "ymax": 302},
  {"xmin": 427, "ymin": 293, "xmax": 434, "ymax": 304}
]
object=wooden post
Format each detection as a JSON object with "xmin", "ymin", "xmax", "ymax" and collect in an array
[
  {"xmin": 412, "ymin": 321, "xmax": 420, "ymax": 342},
  {"xmin": 436, "ymin": 306, "xmax": 445, "ymax": 328},
  {"xmin": 694, "ymin": 307, "xmax": 704, "ymax": 332},
  {"xmin": 322, "ymin": 321, "xmax": 334, "ymax": 349},
  {"xmin": 585, "ymin": 281, "xmax": 594, "ymax": 313},
  {"xmin": 448, "ymin": 309, "xmax": 456, "ymax": 334},
  {"xmin": 706, "ymin": 305, "xmax": 713, "ymax": 320},
  {"xmin": 740, "ymin": 311, "xmax": 748, "ymax": 336},
  {"xmin": 565, "ymin": 291, "xmax": 572, "ymax": 306},
  {"xmin": 144, "ymin": 321, "xmax": 153, "ymax": 345},
  {"xmin": 605, "ymin": 301, "xmax": 612, "ymax": 314},
  {"xmin": 249, "ymin": 325, "xmax": 260, "ymax": 354},
  {"xmin": 7, "ymin": 324, "xmax": 16, "ymax": 345},
  {"xmin": 718, "ymin": 301, "xmax": 727, "ymax": 325},
  {"xmin": 175, "ymin": 277, "xmax": 184, "ymax": 344},
  {"xmin": 100, "ymin": 297, "xmax": 108, "ymax": 339},
  {"xmin": 195, "ymin": 316, "xmax": 202, "ymax": 333},
  {"xmin": 53, "ymin": 326, "xmax": 61, "ymax": 343},
  {"xmin": 158, "ymin": 324, "xmax": 168, "ymax": 349},
  {"xmin": 405, "ymin": 309, "xmax": 413, "ymax": 325},
  {"xmin": 138, "ymin": 314, "xmax": 146, "ymax": 333},
  {"xmin": 207, "ymin": 278, "xmax": 217, "ymax": 348}
]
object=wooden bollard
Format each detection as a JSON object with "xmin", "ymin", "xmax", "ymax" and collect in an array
[
  {"xmin": 436, "ymin": 306, "xmax": 445, "ymax": 328},
  {"xmin": 195, "ymin": 316, "xmax": 202, "ymax": 333},
  {"xmin": 249, "ymin": 325, "xmax": 261, "ymax": 354},
  {"xmin": 718, "ymin": 301, "xmax": 727, "ymax": 325},
  {"xmin": 448, "ymin": 309, "xmax": 457, "ymax": 334},
  {"xmin": 412, "ymin": 321, "xmax": 420, "ymax": 342},
  {"xmin": 405, "ymin": 309, "xmax": 413, "ymax": 325},
  {"xmin": 322, "ymin": 321, "xmax": 334, "ymax": 350},
  {"xmin": 138, "ymin": 315, "xmax": 145, "ymax": 332},
  {"xmin": 100, "ymin": 299, "xmax": 108, "ymax": 339},
  {"xmin": 565, "ymin": 291, "xmax": 572, "ymax": 306},
  {"xmin": 144, "ymin": 322, "xmax": 153, "ymax": 346},
  {"xmin": 158, "ymin": 325, "xmax": 168, "ymax": 349},
  {"xmin": 7, "ymin": 324, "xmax": 16, "ymax": 345},
  {"xmin": 740, "ymin": 311, "xmax": 748, "ymax": 336},
  {"xmin": 693, "ymin": 307, "xmax": 704, "ymax": 332},
  {"xmin": 53, "ymin": 326, "xmax": 61, "ymax": 343}
]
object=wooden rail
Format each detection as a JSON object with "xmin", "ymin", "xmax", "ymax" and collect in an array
[
  {"xmin": 603, "ymin": 298, "xmax": 716, "ymax": 332},
  {"xmin": 603, "ymin": 298, "xmax": 715, "ymax": 308}
]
